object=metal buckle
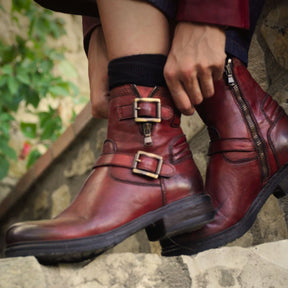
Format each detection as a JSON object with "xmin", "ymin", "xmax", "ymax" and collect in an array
[
  {"xmin": 132, "ymin": 151, "xmax": 163, "ymax": 179},
  {"xmin": 134, "ymin": 98, "xmax": 161, "ymax": 122}
]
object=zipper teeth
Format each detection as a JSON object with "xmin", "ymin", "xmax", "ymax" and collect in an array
[{"xmin": 225, "ymin": 59, "xmax": 268, "ymax": 179}]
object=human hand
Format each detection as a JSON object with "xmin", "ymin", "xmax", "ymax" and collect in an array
[
  {"xmin": 88, "ymin": 26, "xmax": 109, "ymax": 119},
  {"xmin": 164, "ymin": 22, "xmax": 226, "ymax": 115}
]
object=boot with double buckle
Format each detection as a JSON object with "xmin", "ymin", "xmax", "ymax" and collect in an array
[
  {"xmin": 159, "ymin": 58, "xmax": 288, "ymax": 256},
  {"xmin": 5, "ymin": 84, "xmax": 214, "ymax": 262}
]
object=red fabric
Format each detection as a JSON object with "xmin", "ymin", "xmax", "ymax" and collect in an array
[
  {"xmin": 177, "ymin": 0, "xmax": 250, "ymax": 29},
  {"xmin": 81, "ymin": 0, "xmax": 250, "ymax": 54},
  {"xmin": 34, "ymin": 0, "xmax": 250, "ymax": 55}
]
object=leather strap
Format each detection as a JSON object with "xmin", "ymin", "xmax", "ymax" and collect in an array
[
  {"xmin": 93, "ymin": 153, "xmax": 175, "ymax": 178},
  {"xmin": 208, "ymin": 138, "xmax": 255, "ymax": 155},
  {"xmin": 117, "ymin": 102, "xmax": 173, "ymax": 121}
]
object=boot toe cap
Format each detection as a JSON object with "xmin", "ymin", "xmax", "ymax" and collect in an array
[{"xmin": 6, "ymin": 222, "xmax": 46, "ymax": 246}]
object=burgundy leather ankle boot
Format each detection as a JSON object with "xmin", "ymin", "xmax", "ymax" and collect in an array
[
  {"xmin": 160, "ymin": 58, "xmax": 288, "ymax": 256},
  {"xmin": 5, "ymin": 84, "xmax": 214, "ymax": 262}
]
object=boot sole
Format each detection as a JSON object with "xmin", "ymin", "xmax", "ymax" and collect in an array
[
  {"xmin": 161, "ymin": 163, "xmax": 288, "ymax": 256},
  {"xmin": 5, "ymin": 194, "xmax": 214, "ymax": 263}
]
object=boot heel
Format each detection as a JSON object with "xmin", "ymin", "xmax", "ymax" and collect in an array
[
  {"xmin": 145, "ymin": 220, "xmax": 166, "ymax": 241},
  {"xmin": 273, "ymin": 176, "xmax": 288, "ymax": 198},
  {"xmin": 146, "ymin": 195, "xmax": 215, "ymax": 241}
]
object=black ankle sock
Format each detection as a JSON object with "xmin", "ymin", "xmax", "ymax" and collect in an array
[{"xmin": 108, "ymin": 54, "xmax": 167, "ymax": 90}]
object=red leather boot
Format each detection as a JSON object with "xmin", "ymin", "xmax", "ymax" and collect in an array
[
  {"xmin": 5, "ymin": 84, "xmax": 214, "ymax": 262},
  {"xmin": 160, "ymin": 58, "xmax": 288, "ymax": 256}
]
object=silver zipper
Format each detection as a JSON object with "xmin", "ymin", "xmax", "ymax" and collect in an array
[{"xmin": 225, "ymin": 58, "xmax": 268, "ymax": 180}]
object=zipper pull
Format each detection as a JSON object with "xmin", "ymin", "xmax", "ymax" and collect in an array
[
  {"xmin": 225, "ymin": 58, "xmax": 235, "ymax": 86},
  {"xmin": 142, "ymin": 122, "xmax": 153, "ymax": 146}
]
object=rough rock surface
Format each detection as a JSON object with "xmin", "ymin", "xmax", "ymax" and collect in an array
[
  {"xmin": 261, "ymin": 1, "xmax": 288, "ymax": 70},
  {"xmin": 1, "ymin": 240, "xmax": 287, "ymax": 288}
]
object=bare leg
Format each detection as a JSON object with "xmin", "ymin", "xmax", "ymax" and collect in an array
[
  {"xmin": 88, "ymin": 0, "xmax": 171, "ymax": 118},
  {"xmin": 94, "ymin": 0, "xmax": 225, "ymax": 116},
  {"xmin": 96, "ymin": 0, "xmax": 171, "ymax": 60},
  {"xmin": 88, "ymin": 27, "xmax": 109, "ymax": 119}
]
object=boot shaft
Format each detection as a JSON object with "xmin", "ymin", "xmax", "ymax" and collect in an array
[
  {"xmin": 197, "ymin": 57, "xmax": 288, "ymax": 181},
  {"xmin": 105, "ymin": 84, "xmax": 190, "ymax": 161},
  {"xmin": 93, "ymin": 84, "xmax": 204, "ymax": 200}
]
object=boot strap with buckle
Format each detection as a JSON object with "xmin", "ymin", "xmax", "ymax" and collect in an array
[
  {"xmin": 134, "ymin": 98, "xmax": 161, "ymax": 122},
  {"xmin": 94, "ymin": 151, "xmax": 175, "ymax": 179},
  {"xmin": 117, "ymin": 98, "xmax": 173, "ymax": 121}
]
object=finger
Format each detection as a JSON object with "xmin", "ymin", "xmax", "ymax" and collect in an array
[
  {"xmin": 182, "ymin": 75, "xmax": 203, "ymax": 106},
  {"xmin": 169, "ymin": 82, "xmax": 195, "ymax": 115},
  {"xmin": 212, "ymin": 64, "xmax": 225, "ymax": 81},
  {"xmin": 165, "ymin": 70, "xmax": 195, "ymax": 115},
  {"xmin": 211, "ymin": 55, "xmax": 226, "ymax": 81},
  {"xmin": 198, "ymin": 70, "xmax": 215, "ymax": 99}
]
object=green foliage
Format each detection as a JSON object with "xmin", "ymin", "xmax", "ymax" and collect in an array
[
  {"xmin": 0, "ymin": 113, "xmax": 17, "ymax": 179},
  {"xmin": 26, "ymin": 149, "xmax": 41, "ymax": 168},
  {"xmin": 0, "ymin": 0, "xmax": 78, "ymax": 180}
]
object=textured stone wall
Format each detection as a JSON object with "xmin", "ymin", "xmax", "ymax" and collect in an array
[
  {"xmin": 259, "ymin": 0, "xmax": 288, "ymax": 236},
  {"xmin": 1, "ymin": 241, "xmax": 288, "ymax": 288}
]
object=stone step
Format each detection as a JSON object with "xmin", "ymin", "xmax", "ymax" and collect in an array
[{"xmin": 1, "ymin": 240, "xmax": 287, "ymax": 288}]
